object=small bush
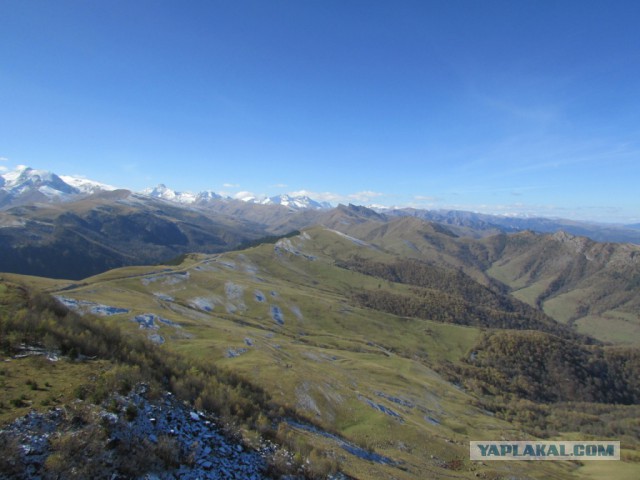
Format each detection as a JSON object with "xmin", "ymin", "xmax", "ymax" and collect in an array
[
  {"xmin": 74, "ymin": 384, "xmax": 91, "ymax": 400},
  {"xmin": 305, "ymin": 448, "xmax": 340, "ymax": 479},
  {"xmin": 153, "ymin": 436, "xmax": 181, "ymax": 469},
  {"xmin": 0, "ymin": 433, "xmax": 24, "ymax": 477},
  {"xmin": 10, "ymin": 396, "xmax": 27, "ymax": 408},
  {"xmin": 125, "ymin": 403, "xmax": 138, "ymax": 421}
]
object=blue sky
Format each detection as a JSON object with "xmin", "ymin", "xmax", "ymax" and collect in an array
[{"xmin": 1, "ymin": 0, "xmax": 639, "ymax": 222}]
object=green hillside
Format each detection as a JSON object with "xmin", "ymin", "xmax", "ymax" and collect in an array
[
  {"xmin": 318, "ymin": 213, "xmax": 640, "ymax": 346},
  {"xmin": 4, "ymin": 227, "xmax": 638, "ymax": 479}
]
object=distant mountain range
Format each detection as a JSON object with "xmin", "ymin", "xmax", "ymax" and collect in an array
[
  {"xmin": 1, "ymin": 165, "xmax": 640, "ymax": 280},
  {"xmin": 3, "ymin": 167, "xmax": 639, "ymax": 480},
  {"xmin": 1, "ymin": 165, "xmax": 638, "ymax": 242},
  {"xmin": 0, "ymin": 166, "xmax": 116, "ymax": 208},
  {"xmin": 0, "ymin": 165, "xmax": 330, "ymax": 211},
  {"xmin": 385, "ymin": 208, "xmax": 640, "ymax": 244},
  {"xmin": 142, "ymin": 183, "xmax": 332, "ymax": 210}
]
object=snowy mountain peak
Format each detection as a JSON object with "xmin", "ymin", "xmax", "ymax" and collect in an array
[
  {"xmin": 0, "ymin": 166, "xmax": 78, "ymax": 208},
  {"xmin": 60, "ymin": 175, "xmax": 117, "ymax": 194},
  {"xmin": 142, "ymin": 184, "xmax": 197, "ymax": 204},
  {"xmin": 137, "ymin": 182, "xmax": 332, "ymax": 210},
  {"xmin": 141, "ymin": 187, "xmax": 333, "ymax": 210},
  {"xmin": 1, "ymin": 165, "xmax": 333, "ymax": 212},
  {"xmin": 2, "ymin": 165, "xmax": 77, "ymax": 195},
  {"xmin": 0, "ymin": 165, "xmax": 115, "ymax": 209},
  {"xmin": 261, "ymin": 194, "xmax": 331, "ymax": 210},
  {"xmin": 2, "ymin": 165, "xmax": 33, "ymax": 186},
  {"xmin": 195, "ymin": 190, "xmax": 222, "ymax": 203}
]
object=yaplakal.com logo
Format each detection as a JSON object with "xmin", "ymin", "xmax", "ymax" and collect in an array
[{"xmin": 470, "ymin": 441, "xmax": 620, "ymax": 461}]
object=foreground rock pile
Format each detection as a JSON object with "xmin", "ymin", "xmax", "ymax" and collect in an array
[{"xmin": 0, "ymin": 385, "xmax": 273, "ymax": 479}]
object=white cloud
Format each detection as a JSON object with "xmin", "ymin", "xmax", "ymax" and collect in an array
[
  {"xmin": 234, "ymin": 190, "xmax": 260, "ymax": 201},
  {"xmin": 438, "ymin": 201, "xmax": 568, "ymax": 219},
  {"xmin": 347, "ymin": 191, "xmax": 385, "ymax": 202},
  {"xmin": 223, "ymin": 183, "xmax": 239, "ymax": 188},
  {"xmin": 0, "ymin": 157, "xmax": 8, "ymax": 162},
  {"xmin": 270, "ymin": 183, "xmax": 288, "ymax": 188},
  {"xmin": 0, "ymin": 166, "xmax": 7, "ymax": 172},
  {"xmin": 289, "ymin": 190, "xmax": 343, "ymax": 203},
  {"xmin": 288, "ymin": 189, "xmax": 387, "ymax": 205}
]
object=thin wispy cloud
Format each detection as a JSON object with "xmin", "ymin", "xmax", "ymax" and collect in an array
[
  {"xmin": 289, "ymin": 190, "xmax": 341, "ymax": 203},
  {"xmin": 233, "ymin": 191, "xmax": 258, "ymax": 201},
  {"xmin": 0, "ymin": 157, "xmax": 8, "ymax": 162},
  {"xmin": 473, "ymin": 90, "xmax": 562, "ymax": 125},
  {"xmin": 430, "ymin": 201, "xmax": 635, "ymax": 223},
  {"xmin": 347, "ymin": 191, "xmax": 385, "ymax": 202},
  {"xmin": 290, "ymin": 189, "xmax": 386, "ymax": 205},
  {"xmin": 509, "ymin": 140, "xmax": 640, "ymax": 176},
  {"xmin": 223, "ymin": 183, "xmax": 240, "ymax": 188},
  {"xmin": 462, "ymin": 134, "xmax": 640, "ymax": 184}
]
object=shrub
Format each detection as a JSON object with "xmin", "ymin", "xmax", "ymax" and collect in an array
[
  {"xmin": 305, "ymin": 448, "xmax": 340, "ymax": 479},
  {"xmin": 45, "ymin": 425, "xmax": 108, "ymax": 479},
  {"xmin": 10, "ymin": 396, "xmax": 27, "ymax": 408},
  {"xmin": 125, "ymin": 403, "xmax": 138, "ymax": 421},
  {"xmin": 153, "ymin": 436, "xmax": 181, "ymax": 469},
  {"xmin": 0, "ymin": 432, "xmax": 24, "ymax": 477}
]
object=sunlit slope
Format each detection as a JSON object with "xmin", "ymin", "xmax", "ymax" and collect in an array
[
  {"xmin": 319, "ymin": 213, "xmax": 496, "ymax": 286},
  {"xmin": 318, "ymin": 210, "xmax": 640, "ymax": 345},
  {"xmin": 0, "ymin": 190, "xmax": 271, "ymax": 279},
  {"xmin": 482, "ymin": 231, "xmax": 640, "ymax": 345},
  {"xmin": 36, "ymin": 228, "xmax": 630, "ymax": 479}
]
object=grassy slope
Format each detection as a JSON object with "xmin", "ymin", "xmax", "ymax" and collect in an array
[
  {"xmin": 10, "ymin": 228, "xmax": 631, "ymax": 479},
  {"xmin": 0, "ymin": 355, "xmax": 112, "ymax": 426},
  {"xmin": 337, "ymin": 218, "xmax": 640, "ymax": 346},
  {"xmin": 480, "ymin": 232, "xmax": 640, "ymax": 345}
]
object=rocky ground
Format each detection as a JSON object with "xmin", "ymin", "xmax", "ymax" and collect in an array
[{"xmin": 0, "ymin": 385, "xmax": 277, "ymax": 479}]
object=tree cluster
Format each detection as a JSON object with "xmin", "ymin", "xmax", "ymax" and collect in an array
[{"xmin": 341, "ymin": 256, "xmax": 580, "ymax": 338}]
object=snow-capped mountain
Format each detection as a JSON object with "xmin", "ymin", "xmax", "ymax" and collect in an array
[
  {"xmin": 142, "ymin": 184, "xmax": 197, "ymax": 204},
  {"xmin": 143, "ymin": 185, "xmax": 228, "ymax": 205},
  {"xmin": 194, "ymin": 190, "xmax": 222, "ymax": 203},
  {"xmin": 1, "ymin": 165, "xmax": 333, "ymax": 211},
  {"xmin": 2, "ymin": 165, "xmax": 78, "ymax": 195},
  {"xmin": 261, "ymin": 194, "xmax": 331, "ymax": 210},
  {"xmin": 0, "ymin": 165, "xmax": 116, "ymax": 209},
  {"xmin": 141, "ymin": 183, "xmax": 331, "ymax": 210},
  {"xmin": 59, "ymin": 175, "xmax": 116, "ymax": 195}
]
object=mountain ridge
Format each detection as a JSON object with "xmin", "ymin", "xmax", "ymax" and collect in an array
[{"xmin": 3, "ymin": 165, "xmax": 639, "ymax": 245}]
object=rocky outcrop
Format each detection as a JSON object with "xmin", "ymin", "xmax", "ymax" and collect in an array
[{"xmin": 0, "ymin": 385, "xmax": 272, "ymax": 479}]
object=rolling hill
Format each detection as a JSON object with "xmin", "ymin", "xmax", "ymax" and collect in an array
[
  {"xmin": 0, "ymin": 190, "xmax": 280, "ymax": 279},
  {"xmin": 3, "ymin": 225, "xmax": 639, "ymax": 479},
  {"xmin": 2, "ymin": 175, "xmax": 640, "ymax": 478},
  {"xmin": 317, "ymin": 209, "xmax": 640, "ymax": 346}
]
